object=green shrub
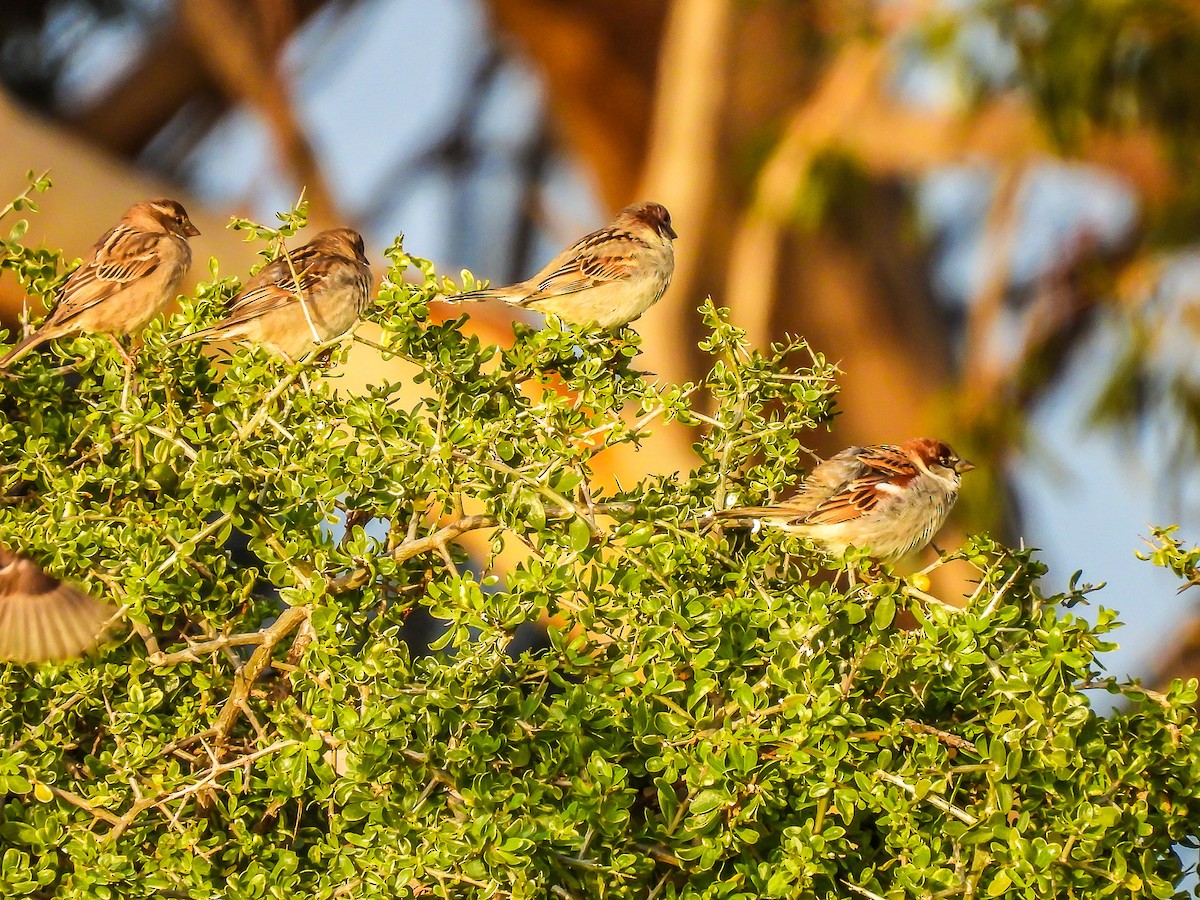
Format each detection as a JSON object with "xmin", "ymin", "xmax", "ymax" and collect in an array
[{"xmin": 1, "ymin": 182, "xmax": 1198, "ymax": 899}]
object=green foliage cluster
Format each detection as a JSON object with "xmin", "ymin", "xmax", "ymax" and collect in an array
[
  {"xmin": 939, "ymin": 0, "xmax": 1200, "ymax": 241},
  {"xmin": 987, "ymin": 1, "xmax": 1200, "ymax": 153},
  {"xmin": 0, "ymin": 183, "xmax": 1199, "ymax": 899}
]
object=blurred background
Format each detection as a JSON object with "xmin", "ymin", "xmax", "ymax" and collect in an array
[{"xmin": 1, "ymin": 0, "xmax": 1199, "ymax": 692}]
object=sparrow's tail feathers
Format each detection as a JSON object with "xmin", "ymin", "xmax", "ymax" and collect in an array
[
  {"xmin": 166, "ymin": 326, "xmax": 223, "ymax": 348},
  {"xmin": 444, "ymin": 288, "xmax": 512, "ymax": 305},
  {"xmin": 711, "ymin": 506, "xmax": 790, "ymax": 521},
  {"xmin": 0, "ymin": 585, "xmax": 116, "ymax": 664},
  {"xmin": 0, "ymin": 330, "xmax": 50, "ymax": 370}
]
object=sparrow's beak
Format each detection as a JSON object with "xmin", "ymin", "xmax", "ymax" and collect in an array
[
  {"xmin": 183, "ymin": 219, "xmax": 201, "ymax": 238},
  {"xmin": 955, "ymin": 458, "xmax": 976, "ymax": 474},
  {"xmin": 665, "ymin": 223, "xmax": 678, "ymax": 240}
]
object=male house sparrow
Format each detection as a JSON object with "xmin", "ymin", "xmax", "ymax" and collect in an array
[
  {"xmin": 0, "ymin": 198, "xmax": 199, "ymax": 369},
  {"xmin": 714, "ymin": 438, "xmax": 975, "ymax": 563},
  {"xmin": 0, "ymin": 547, "xmax": 116, "ymax": 664},
  {"xmin": 174, "ymin": 227, "xmax": 371, "ymax": 359},
  {"xmin": 447, "ymin": 201, "xmax": 677, "ymax": 330}
]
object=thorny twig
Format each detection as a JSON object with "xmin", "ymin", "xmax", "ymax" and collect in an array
[
  {"xmin": 876, "ymin": 770, "xmax": 978, "ymax": 826},
  {"xmin": 149, "ymin": 631, "xmax": 271, "ymax": 667},
  {"xmin": 212, "ymin": 606, "xmax": 311, "ymax": 742}
]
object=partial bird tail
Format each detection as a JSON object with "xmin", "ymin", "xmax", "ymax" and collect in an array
[
  {"xmin": 0, "ymin": 581, "xmax": 116, "ymax": 664},
  {"xmin": 165, "ymin": 326, "xmax": 220, "ymax": 348},
  {"xmin": 443, "ymin": 287, "xmax": 510, "ymax": 305},
  {"xmin": 710, "ymin": 506, "xmax": 786, "ymax": 521},
  {"xmin": 0, "ymin": 330, "xmax": 50, "ymax": 370},
  {"xmin": 703, "ymin": 506, "xmax": 788, "ymax": 535}
]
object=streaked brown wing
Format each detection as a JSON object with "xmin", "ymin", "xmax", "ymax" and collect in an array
[
  {"xmin": 799, "ymin": 444, "xmax": 915, "ymax": 526},
  {"xmin": 0, "ymin": 547, "xmax": 115, "ymax": 663},
  {"xmin": 224, "ymin": 248, "xmax": 332, "ymax": 323},
  {"xmin": 528, "ymin": 228, "xmax": 646, "ymax": 298},
  {"xmin": 51, "ymin": 226, "xmax": 162, "ymax": 323},
  {"xmin": 855, "ymin": 444, "xmax": 920, "ymax": 479},
  {"xmin": 801, "ymin": 481, "xmax": 890, "ymax": 525}
]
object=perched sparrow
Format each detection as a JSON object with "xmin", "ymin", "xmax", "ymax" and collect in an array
[
  {"xmin": 714, "ymin": 438, "xmax": 975, "ymax": 563},
  {"xmin": 448, "ymin": 201, "xmax": 677, "ymax": 330},
  {"xmin": 174, "ymin": 227, "xmax": 371, "ymax": 359},
  {"xmin": 0, "ymin": 547, "xmax": 116, "ymax": 664},
  {"xmin": 0, "ymin": 198, "xmax": 199, "ymax": 369}
]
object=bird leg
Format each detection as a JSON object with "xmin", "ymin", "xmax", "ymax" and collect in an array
[
  {"xmin": 108, "ymin": 334, "xmax": 140, "ymax": 404},
  {"xmin": 106, "ymin": 333, "xmax": 137, "ymax": 368},
  {"xmin": 310, "ymin": 346, "xmax": 338, "ymax": 369},
  {"xmin": 847, "ymin": 563, "xmax": 882, "ymax": 592}
]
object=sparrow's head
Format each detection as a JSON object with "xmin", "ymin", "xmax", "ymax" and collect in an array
[
  {"xmin": 128, "ymin": 198, "xmax": 201, "ymax": 239},
  {"xmin": 904, "ymin": 438, "xmax": 975, "ymax": 480},
  {"xmin": 620, "ymin": 201, "xmax": 677, "ymax": 241},
  {"xmin": 309, "ymin": 227, "xmax": 370, "ymax": 266}
]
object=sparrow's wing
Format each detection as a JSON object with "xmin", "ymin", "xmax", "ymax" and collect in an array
[
  {"xmin": 714, "ymin": 448, "xmax": 865, "ymax": 522},
  {"xmin": 522, "ymin": 226, "xmax": 649, "ymax": 300},
  {"xmin": 800, "ymin": 444, "xmax": 916, "ymax": 525},
  {"xmin": 0, "ymin": 548, "xmax": 115, "ymax": 664},
  {"xmin": 220, "ymin": 248, "xmax": 365, "ymax": 326},
  {"xmin": 48, "ymin": 225, "xmax": 163, "ymax": 325}
]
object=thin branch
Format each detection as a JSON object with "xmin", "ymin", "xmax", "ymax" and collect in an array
[
  {"xmin": 903, "ymin": 585, "xmax": 965, "ymax": 614},
  {"xmin": 1076, "ymin": 678, "xmax": 1173, "ymax": 710},
  {"xmin": 980, "ymin": 565, "xmax": 1023, "ymax": 618},
  {"xmin": 903, "ymin": 720, "xmax": 977, "ymax": 753},
  {"xmin": 144, "ymin": 425, "xmax": 199, "ymax": 461},
  {"xmin": 329, "ymin": 515, "xmax": 498, "ymax": 594},
  {"xmin": 843, "ymin": 880, "xmax": 888, "ymax": 900},
  {"xmin": 328, "ymin": 502, "xmax": 640, "ymax": 594},
  {"xmin": 456, "ymin": 450, "xmax": 599, "ymax": 535},
  {"xmin": 876, "ymin": 770, "xmax": 978, "ymax": 826},
  {"xmin": 51, "ymin": 786, "xmax": 123, "ymax": 826},
  {"xmin": 154, "ymin": 739, "xmax": 297, "ymax": 807},
  {"xmin": 237, "ymin": 369, "xmax": 304, "ymax": 441},
  {"xmin": 149, "ymin": 632, "xmax": 269, "ymax": 667},
  {"xmin": 212, "ymin": 606, "xmax": 311, "ymax": 742}
]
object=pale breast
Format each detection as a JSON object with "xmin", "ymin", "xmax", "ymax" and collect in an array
[
  {"xmin": 870, "ymin": 472, "xmax": 956, "ymax": 561},
  {"xmin": 251, "ymin": 275, "xmax": 366, "ymax": 357}
]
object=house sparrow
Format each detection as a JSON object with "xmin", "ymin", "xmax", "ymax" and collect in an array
[
  {"xmin": 447, "ymin": 201, "xmax": 677, "ymax": 330},
  {"xmin": 714, "ymin": 438, "xmax": 975, "ymax": 563},
  {"xmin": 173, "ymin": 227, "xmax": 371, "ymax": 359},
  {"xmin": 0, "ymin": 547, "xmax": 116, "ymax": 664},
  {"xmin": 0, "ymin": 198, "xmax": 199, "ymax": 369}
]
